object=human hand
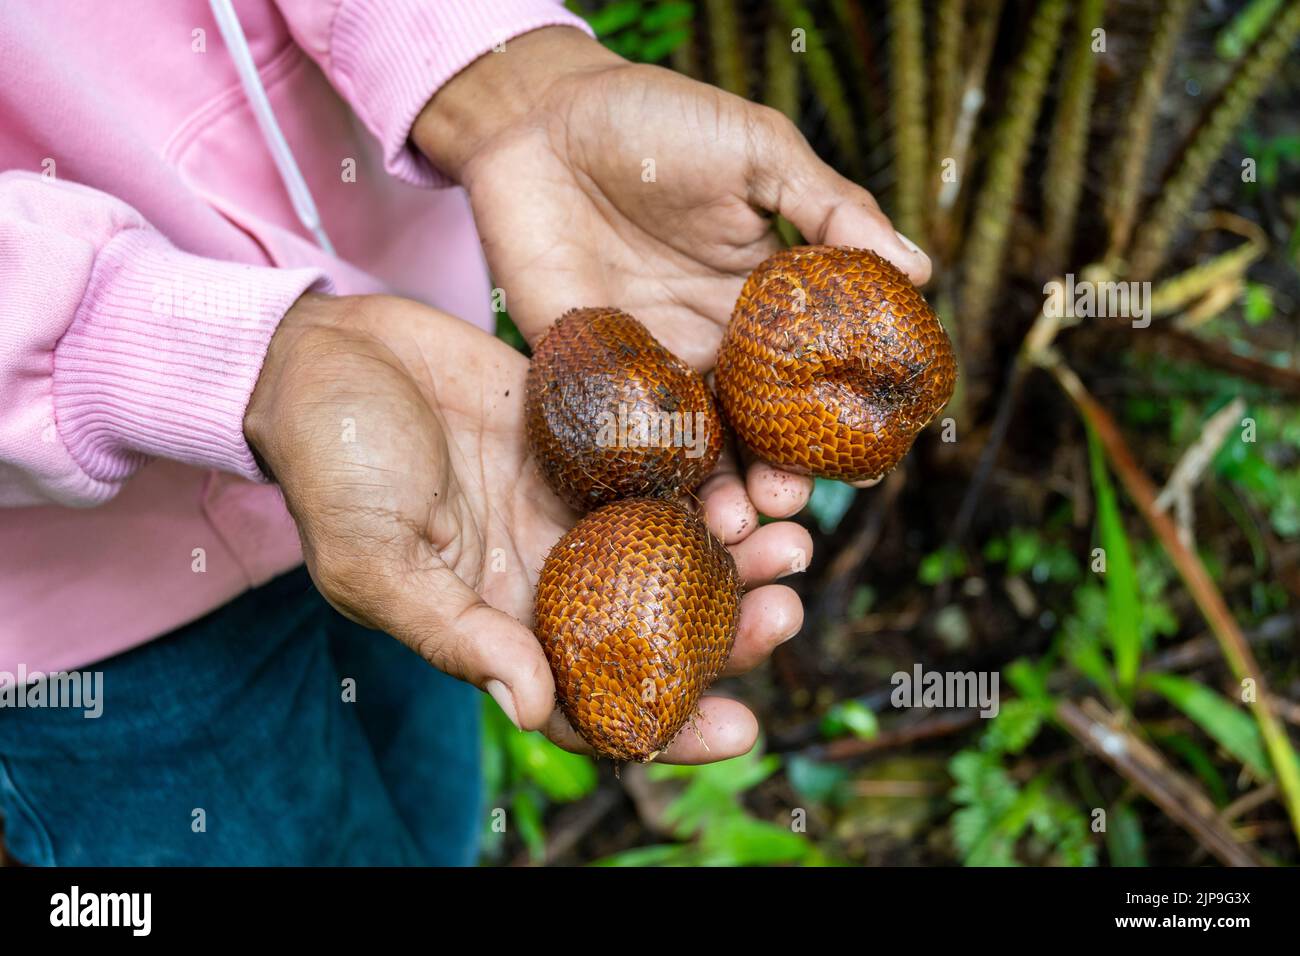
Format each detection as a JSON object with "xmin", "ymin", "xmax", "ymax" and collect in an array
[
  {"xmin": 414, "ymin": 25, "xmax": 929, "ymax": 512},
  {"xmin": 244, "ymin": 292, "xmax": 810, "ymax": 761}
]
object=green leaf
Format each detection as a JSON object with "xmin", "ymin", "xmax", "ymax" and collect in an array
[
  {"xmin": 1086, "ymin": 424, "xmax": 1142, "ymax": 697},
  {"xmin": 1154, "ymin": 730, "xmax": 1231, "ymax": 805},
  {"xmin": 698, "ymin": 816, "xmax": 813, "ymax": 866},
  {"xmin": 1061, "ymin": 585, "xmax": 1123, "ymax": 703},
  {"xmin": 918, "ymin": 546, "xmax": 967, "ymax": 585},
  {"xmin": 511, "ymin": 789, "xmax": 547, "ymax": 862},
  {"xmin": 1216, "ymin": 0, "xmax": 1286, "ymax": 60},
  {"xmin": 1026, "ymin": 788, "xmax": 1097, "ymax": 867},
  {"xmin": 1005, "ymin": 656, "xmax": 1054, "ymax": 705},
  {"xmin": 641, "ymin": 0, "xmax": 695, "ymax": 32},
  {"xmin": 806, "ymin": 478, "xmax": 856, "ymax": 533},
  {"xmin": 982, "ymin": 699, "xmax": 1044, "ymax": 755},
  {"xmin": 591, "ymin": 843, "xmax": 698, "ymax": 866},
  {"xmin": 583, "ymin": 0, "xmax": 644, "ymax": 36},
  {"xmin": 1144, "ymin": 673, "xmax": 1272, "ymax": 779},
  {"xmin": 493, "ymin": 309, "xmax": 528, "ymax": 354},
  {"xmin": 819, "ymin": 699, "xmax": 879, "ymax": 740},
  {"xmin": 786, "ymin": 755, "xmax": 850, "ymax": 804},
  {"xmin": 949, "ymin": 750, "xmax": 1022, "ymax": 865},
  {"xmin": 649, "ymin": 749, "xmax": 780, "ymax": 838},
  {"xmin": 504, "ymin": 730, "xmax": 598, "ymax": 802},
  {"xmin": 638, "ymin": 27, "xmax": 692, "ymax": 62},
  {"xmin": 1106, "ymin": 803, "xmax": 1147, "ymax": 867},
  {"xmin": 1243, "ymin": 282, "xmax": 1274, "ymax": 325}
]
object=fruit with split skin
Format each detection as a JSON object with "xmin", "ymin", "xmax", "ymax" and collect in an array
[{"xmin": 715, "ymin": 245, "xmax": 957, "ymax": 482}]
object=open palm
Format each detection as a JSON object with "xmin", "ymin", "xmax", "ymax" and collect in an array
[
  {"xmin": 247, "ymin": 293, "xmax": 806, "ymax": 762},
  {"xmin": 458, "ymin": 58, "xmax": 930, "ymax": 371}
]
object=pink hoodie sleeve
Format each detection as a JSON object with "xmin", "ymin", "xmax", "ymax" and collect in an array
[
  {"xmin": 273, "ymin": 0, "xmax": 594, "ymax": 186},
  {"xmin": 0, "ymin": 172, "xmax": 329, "ymax": 508}
]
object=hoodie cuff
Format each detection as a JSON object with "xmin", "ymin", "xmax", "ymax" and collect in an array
[
  {"xmin": 53, "ymin": 227, "xmax": 331, "ymax": 488},
  {"xmin": 328, "ymin": 0, "xmax": 594, "ymax": 187}
]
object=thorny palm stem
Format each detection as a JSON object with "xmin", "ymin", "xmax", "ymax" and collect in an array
[
  {"xmin": 1105, "ymin": 0, "xmax": 1194, "ymax": 264},
  {"xmin": 1127, "ymin": 0, "xmax": 1300, "ymax": 280},
  {"xmin": 959, "ymin": 0, "xmax": 1067, "ymax": 394},
  {"xmin": 887, "ymin": 0, "xmax": 928, "ymax": 243},
  {"xmin": 704, "ymin": 0, "xmax": 746, "ymax": 97},
  {"xmin": 1041, "ymin": 0, "xmax": 1104, "ymax": 273}
]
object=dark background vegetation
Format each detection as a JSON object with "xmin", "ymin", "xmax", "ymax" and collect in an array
[{"xmin": 482, "ymin": 0, "xmax": 1300, "ymax": 867}]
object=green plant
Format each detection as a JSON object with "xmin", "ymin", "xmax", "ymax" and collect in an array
[
  {"xmin": 949, "ymin": 715, "xmax": 1097, "ymax": 866},
  {"xmin": 571, "ymin": 0, "xmax": 695, "ymax": 63},
  {"xmin": 480, "ymin": 698, "xmax": 598, "ymax": 863},
  {"xmin": 594, "ymin": 747, "xmax": 828, "ymax": 865}
]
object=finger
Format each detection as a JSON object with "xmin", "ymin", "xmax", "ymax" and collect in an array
[
  {"xmin": 657, "ymin": 696, "xmax": 759, "ymax": 763},
  {"xmin": 748, "ymin": 108, "xmax": 932, "ymax": 286},
  {"xmin": 723, "ymin": 584, "xmax": 803, "ymax": 676},
  {"xmin": 377, "ymin": 558, "xmax": 556, "ymax": 733},
  {"xmin": 727, "ymin": 520, "xmax": 813, "ymax": 585},
  {"xmin": 544, "ymin": 696, "xmax": 759, "ymax": 764},
  {"xmin": 543, "ymin": 709, "xmax": 596, "ymax": 755},
  {"xmin": 849, "ymin": 476, "xmax": 883, "ymax": 489},
  {"xmin": 745, "ymin": 459, "xmax": 814, "ymax": 518},
  {"xmin": 698, "ymin": 448, "xmax": 760, "ymax": 544}
]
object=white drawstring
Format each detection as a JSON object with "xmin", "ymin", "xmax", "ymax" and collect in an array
[{"xmin": 208, "ymin": 0, "xmax": 335, "ymax": 256}]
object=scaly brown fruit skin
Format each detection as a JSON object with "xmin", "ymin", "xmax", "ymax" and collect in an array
[
  {"xmin": 534, "ymin": 498, "xmax": 741, "ymax": 762},
  {"xmin": 525, "ymin": 308, "xmax": 723, "ymax": 511},
  {"xmin": 715, "ymin": 246, "xmax": 957, "ymax": 481}
]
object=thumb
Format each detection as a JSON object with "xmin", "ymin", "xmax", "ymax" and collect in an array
[
  {"xmin": 373, "ymin": 561, "xmax": 556, "ymax": 733},
  {"xmin": 747, "ymin": 108, "xmax": 932, "ymax": 286}
]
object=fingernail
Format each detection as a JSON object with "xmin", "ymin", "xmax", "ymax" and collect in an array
[
  {"xmin": 895, "ymin": 230, "xmax": 925, "ymax": 256},
  {"xmin": 485, "ymin": 679, "xmax": 520, "ymax": 730}
]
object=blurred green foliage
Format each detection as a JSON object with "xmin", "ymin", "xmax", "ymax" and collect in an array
[
  {"xmin": 1207, "ymin": 403, "xmax": 1300, "ymax": 539},
  {"xmin": 594, "ymin": 748, "xmax": 829, "ymax": 865},
  {"xmin": 917, "ymin": 545, "xmax": 967, "ymax": 585},
  {"xmin": 493, "ymin": 308, "xmax": 528, "ymax": 354},
  {"xmin": 1087, "ymin": 425, "xmax": 1143, "ymax": 699},
  {"xmin": 820, "ymin": 698, "xmax": 880, "ymax": 742},
  {"xmin": 806, "ymin": 477, "xmax": 857, "ymax": 533},
  {"xmin": 949, "ymin": 751, "xmax": 1097, "ymax": 867},
  {"xmin": 1143, "ymin": 673, "xmax": 1272, "ymax": 779},
  {"xmin": 567, "ymin": 1, "xmax": 694, "ymax": 63},
  {"xmin": 1217, "ymin": 0, "xmax": 1288, "ymax": 61},
  {"xmin": 481, "ymin": 698, "xmax": 597, "ymax": 863},
  {"xmin": 984, "ymin": 527, "xmax": 1082, "ymax": 584}
]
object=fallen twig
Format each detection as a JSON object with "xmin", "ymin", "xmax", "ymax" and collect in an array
[
  {"xmin": 1154, "ymin": 396, "xmax": 1247, "ymax": 548},
  {"xmin": 808, "ymin": 709, "xmax": 982, "ymax": 762},
  {"xmin": 1056, "ymin": 698, "xmax": 1266, "ymax": 866}
]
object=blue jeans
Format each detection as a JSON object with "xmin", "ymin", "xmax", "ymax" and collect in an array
[{"xmin": 0, "ymin": 567, "xmax": 482, "ymax": 865}]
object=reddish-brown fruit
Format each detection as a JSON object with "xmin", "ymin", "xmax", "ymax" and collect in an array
[
  {"xmin": 715, "ymin": 246, "xmax": 958, "ymax": 481},
  {"xmin": 526, "ymin": 308, "xmax": 724, "ymax": 511},
  {"xmin": 534, "ymin": 498, "xmax": 741, "ymax": 762}
]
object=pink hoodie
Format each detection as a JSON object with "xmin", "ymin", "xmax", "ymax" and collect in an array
[{"xmin": 0, "ymin": 0, "xmax": 591, "ymax": 676}]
